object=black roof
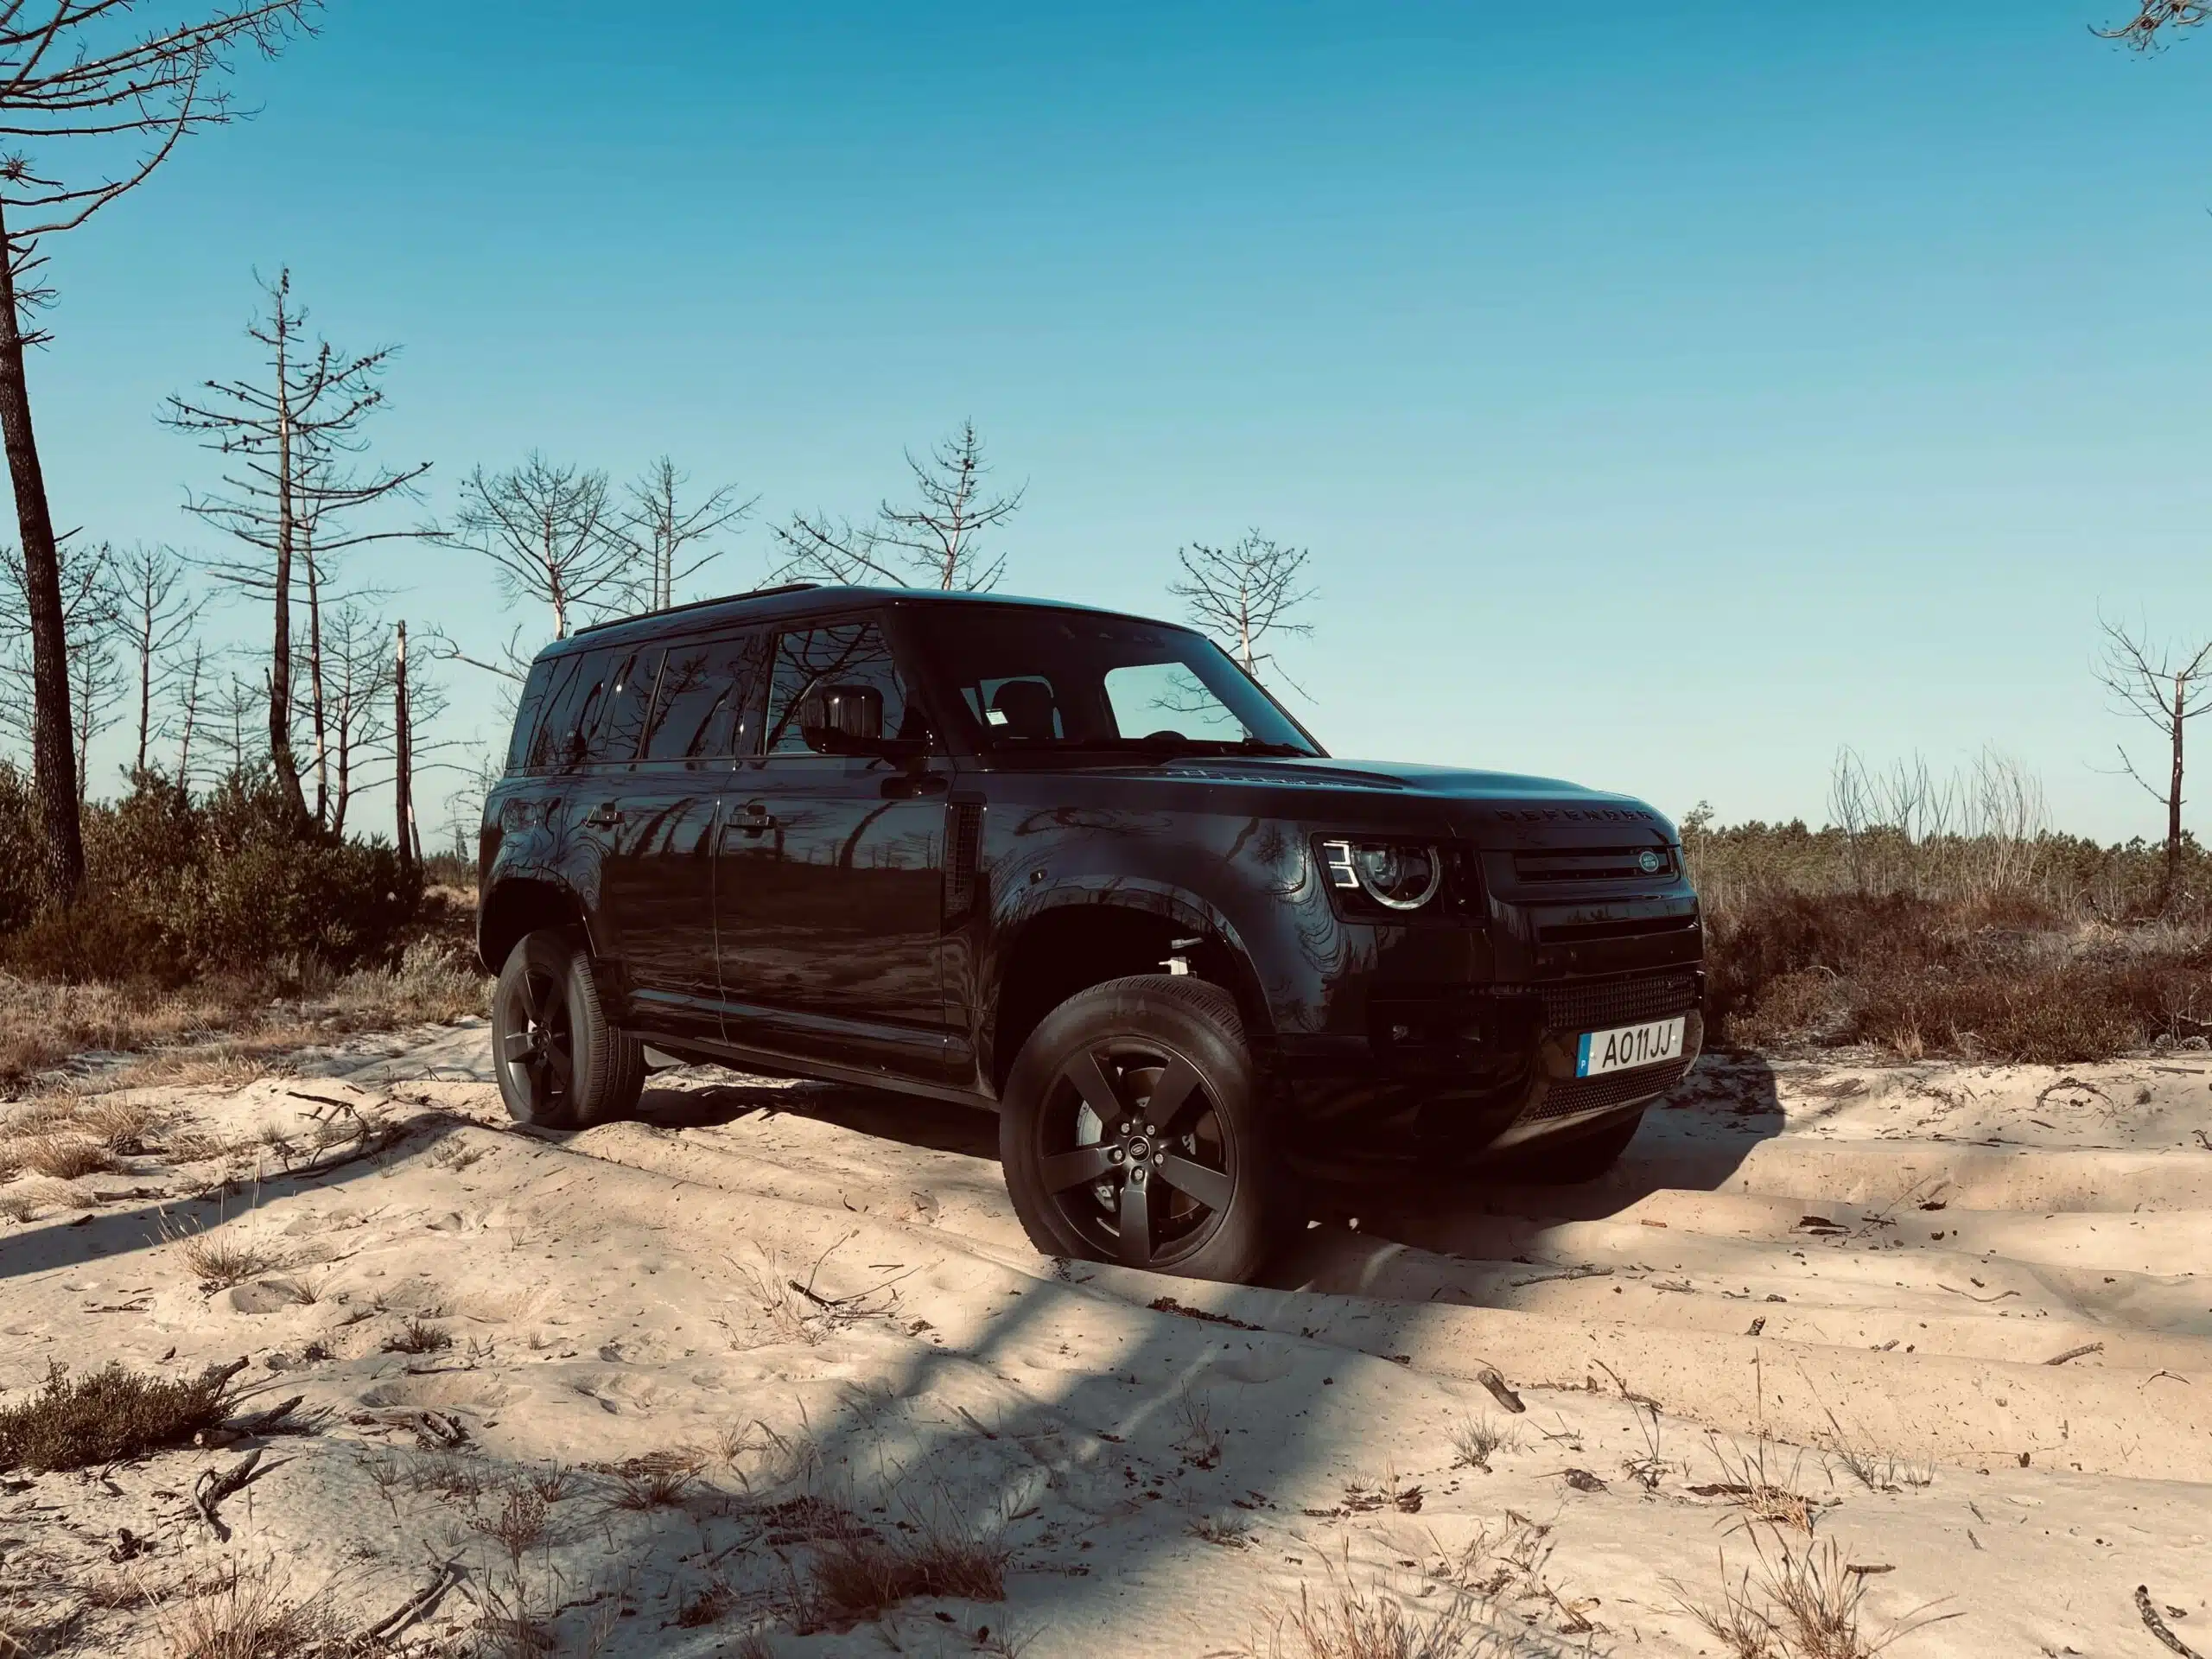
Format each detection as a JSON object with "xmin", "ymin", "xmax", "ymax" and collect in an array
[{"xmin": 547, "ymin": 584, "xmax": 1186, "ymax": 657}]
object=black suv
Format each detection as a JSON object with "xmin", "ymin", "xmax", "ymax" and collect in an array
[{"xmin": 480, "ymin": 585, "xmax": 1703, "ymax": 1281}]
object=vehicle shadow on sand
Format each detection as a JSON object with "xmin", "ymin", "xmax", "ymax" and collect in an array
[{"xmin": 630, "ymin": 1052, "xmax": 1784, "ymax": 1287}]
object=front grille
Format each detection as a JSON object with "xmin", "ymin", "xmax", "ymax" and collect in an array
[
  {"xmin": 1512, "ymin": 846, "xmax": 1676, "ymax": 883},
  {"xmin": 1517, "ymin": 969, "xmax": 1700, "ymax": 1034},
  {"xmin": 1524, "ymin": 1055, "xmax": 1694, "ymax": 1123}
]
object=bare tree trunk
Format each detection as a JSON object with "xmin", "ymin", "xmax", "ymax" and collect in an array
[
  {"xmin": 2168, "ymin": 677, "xmax": 2188, "ymax": 904},
  {"xmin": 133, "ymin": 620, "xmax": 151, "ymax": 775},
  {"xmin": 175, "ymin": 642, "xmax": 202, "ymax": 788},
  {"xmin": 269, "ymin": 319, "xmax": 308, "ymax": 822},
  {"xmin": 0, "ymin": 206, "xmax": 80, "ymax": 899},
  {"xmin": 332, "ymin": 677, "xmax": 350, "ymax": 836},
  {"xmin": 393, "ymin": 619, "xmax": 414, "ymax": 877},
  {"xmin": 305, "ymin": 524, "xmax": 327, "ymax": 826}
]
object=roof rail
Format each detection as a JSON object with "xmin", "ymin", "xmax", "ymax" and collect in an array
[{"xmin": 573, "ymin": 582, "xmax": 821, "ymax": 636}]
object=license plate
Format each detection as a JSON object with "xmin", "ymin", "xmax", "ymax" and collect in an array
[{"xmin": 1575, "ymin": 1016, "xmax": 1685, "ymax": 1078}]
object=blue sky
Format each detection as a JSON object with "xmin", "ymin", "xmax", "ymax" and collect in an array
[{"xmin": 26, "ymin": 1, "xmax": 2212, "ymax": 841}]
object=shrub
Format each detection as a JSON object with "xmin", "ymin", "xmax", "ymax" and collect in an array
[
  {"xmin": 0, "ymin": 767, "xmax": 422, "ymax": 985},
  {"xmin": 0, "ymin": 1360, "xmax": 237, "ymax": 1472},
  {"xmin": 1702, "ymin": 879, "xmax": 2212, "ymax": 1062}
]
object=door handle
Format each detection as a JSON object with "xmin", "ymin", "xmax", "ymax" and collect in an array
[
  {"xmin": 734, "ymin": 804, "xmax": 778, "ymax": 836},
  {"xmin": 584, "ymin": 805, "xmax": 623, "ymax": 829}
]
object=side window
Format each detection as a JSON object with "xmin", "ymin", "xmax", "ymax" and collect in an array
[
  {"xmin": 526, "ymin": 647, "xmax": 620, "ymax": 771},
  {"xmin": 585, "ymin": 648, "xmax": 661, "ymax": 764},
  {"xmin": 764, "ymin": 619, "xmax": 917, "ymax": 756},
  {"xmin": 506, "ymin": 657, "xmax": 556, "ymax": 772},
  {"xmin": 641, "ymin": 631, "xmax": 768, "ymax": 760}
]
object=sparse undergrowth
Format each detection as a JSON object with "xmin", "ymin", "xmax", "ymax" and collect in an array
[
  {"xmin": 0, "ymin": 933, "xmax": 486, "ymax": 1094},
  {"xmin": 0, "ymin": 1359, "xmax": 238, "ymax": 1473},
  {"xmin": 796, "ymin": 1505, "xmax": 1010, "ymax": 1630},
  {"xmin": 1675, "ymin": 1535, "xmax": 1957, "ymax": 1659}
]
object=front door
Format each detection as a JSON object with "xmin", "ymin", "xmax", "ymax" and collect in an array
[{"xmin": 715, "ymin": 615, "xmax": 952, "ymax": 1083}]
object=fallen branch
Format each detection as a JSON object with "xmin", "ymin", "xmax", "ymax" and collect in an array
[
  {"xmin": 1508, "ymin": 1263, "xmax": 1613, "ymax": 1289},
  {"xmin": 1477, "ymin": 1366, "xmax": 1526, "ymax": 1414},
  {"xmin": 363, "ymin": 1558, "xmax": 462, "ymax": 1643},
  {"xmin": 2043, "ymin": 1343, "xmax": 2103, "ymax": 1367},
  {"xmin": 2137, "ymin": 1586, "xmax": 2204, "ymax": 1659},
  {"xmin": 193, "ymin": 1448, "xmax": 276, "ymax": 1541}
]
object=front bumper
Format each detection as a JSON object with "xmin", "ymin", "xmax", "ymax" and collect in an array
[{"xmin": 1274, "ymin": 966, "xmax": 1705, "ymax": 1174}]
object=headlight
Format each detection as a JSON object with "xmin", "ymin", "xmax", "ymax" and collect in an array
[{"xmin": 1319, "ymin": 838, "xmax": 1444, "ymax": 911}]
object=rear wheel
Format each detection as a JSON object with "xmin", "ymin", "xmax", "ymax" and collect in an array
[
  {"xmin": 1000, "ymin": 975, "xmax": 1289, "ymax": 1283},
  {"xmin": 1508, "ymin": 1106, "xmax": 1646, "ymax": 1184},
  {"xmin": 492, "ymin": 929, "xmax": 645, "ymax": 1129}
]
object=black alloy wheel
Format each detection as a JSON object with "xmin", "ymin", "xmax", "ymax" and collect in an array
[
  {"xmin": 498, "ymin": 959, "xmax": 576, "ymax": 1120},
  {"xmin": 491, "ymin": 929, "xmax": 645, "ymax": 1130},
  {"xmin": 1035, "ymin": 1039, "xmax": 1236, "ymax": 1269},
  {"xmin": 1001, "ymin": 975, "xmax": 1287, "ymax": 1283}
]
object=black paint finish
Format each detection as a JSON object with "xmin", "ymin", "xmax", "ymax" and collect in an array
[{"xmin": 480, "ymin": 586, "xmax": 1705, "ymax": 1173}]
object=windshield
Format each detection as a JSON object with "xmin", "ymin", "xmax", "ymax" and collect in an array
[{"xmin": 911, "ymin": 605, "xmax": 1323, "ymax": 758}]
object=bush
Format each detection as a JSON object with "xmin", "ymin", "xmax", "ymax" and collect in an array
[
  {"xmin": 1705, "ymin": 884, "xmax": 2212, "ymax": 1063},
  {"xmin": 0, "ymin": 1359, "xmax": 238, "ymax": 1472},
  {"xmin": 0, "ymin": 767, "xmax": 421, "ymax": 984}
]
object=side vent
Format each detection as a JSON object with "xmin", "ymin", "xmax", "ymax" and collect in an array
[{"xmin": 944, "ymin": 800, "xmax": 982, "ymax": 921}]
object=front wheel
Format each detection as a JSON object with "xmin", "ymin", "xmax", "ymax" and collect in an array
[
  {"xmin": 491, "ymin": 929, "xmax": 645, "ymax": 1129},
  {"xmin": 999, "ymin": 975, "xmax": 1290, "ymax": 1283}
]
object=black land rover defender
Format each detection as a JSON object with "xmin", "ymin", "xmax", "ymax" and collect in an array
[{"xmin": 480, "ymin": 585, "xmax": 1703, "ymax": 1281}]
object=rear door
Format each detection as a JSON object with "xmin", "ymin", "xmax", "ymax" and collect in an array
[
  {"xmin": 715, "ymin": 613, "xmax": 954, "ymax": 1082},
  {"xmin": 597, "ymin": 628, "xmax": 770, "ymax": 1043}
]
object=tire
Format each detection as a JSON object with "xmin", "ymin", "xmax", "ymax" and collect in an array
[
  {"xmin": 999, "ymin": 974, "xmax": 1289, "ymax": 1283},
  {"xmin": 1508, "ymin": 1106, "xmax": 1646, "ymax": 1184},
  {"xmin": 491, "ymin": 929, "xmax": 645, "ymax": 1130}
]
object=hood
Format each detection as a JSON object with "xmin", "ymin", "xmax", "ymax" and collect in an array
[{"xmin": 1147, "ymin": 756, "xmax": 1677, "ymax": 845}]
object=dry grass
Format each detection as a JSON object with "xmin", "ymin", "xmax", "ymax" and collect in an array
[
  {"xmin": 1696, "ymin": 1434, "xmax": 1820, "ymax": 1535},
  {"xmin": 156, "ymin": 1560, "xmax": 354, "ymax": 1659},
  {"xmin": 0, "ymin": 1359, "xmax": 238, "ymax": 1472},
  {"xmin": 1252, "ymin": 1570, "xmax": 1506, "ymax": 1659},
  {"xmin": 381, "ymin": 1318, "xmax": 453, "ymax": 1356},
  {"xmin": 0, "ymin": 1191, "xmax": 39, "ymax": 1223},
  {"xmin": 673, "ymin": 1577, "xmax": 736, "ymax": 1629},
  {"xmin": 1448, "ymin": 1413, "xmax": 1521, "ymax": 1474},
  {"xmin": 1190, "ymin": 1514, "xmax": 1254, "ymax": 1548},
  {"xmin": 12, "ymin": 1134, "xmax": 118, "ymax": 1180},
  {"xmin": 470, "ymin": 1485, "xmax": 552, "ymax": 1561},
  {"xmin": 524, "ymin": 1460, "xmax": 585, "ymax": 1504},
  {"xmin": 799, "ymin": 1503, "xmax": 1010, "ymax": 1629},
  {"xmin": 606, "ymin": 1452, "xmax": 702, "ymax": 1511},
  {"xmin": 0, "ymin": 935, "xmax": 487, "ymax": 1092},
  {"xmin": 1818, "ymin": 1412, "xmax": 1934, "ymax": 1496},
  {"xmin": 1675, "ymin": 1537, "xmax": 1957, "ymax": 1659},
  {"xmin": 166, "ymin": 1217, "xmax": 286, "ymax": 1290}
]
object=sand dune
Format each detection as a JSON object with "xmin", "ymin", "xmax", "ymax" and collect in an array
[{"xmin": 1, "ymin": 1028, "xmax": 2207, "ymax": 1655}]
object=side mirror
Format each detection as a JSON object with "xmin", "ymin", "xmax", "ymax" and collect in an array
[{"xmin": 799, "ymin": 683, "xmax": 885, "ymax": 753}]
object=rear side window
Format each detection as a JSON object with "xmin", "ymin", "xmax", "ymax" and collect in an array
[
  {"xmin": 526, "ymin": 646, "xmax": 620, "ymax": 770},
  {"xmin": 505, "ymin": 658, "xmax": 556, "ymax": 772},
  {"xmin": 588, "ymin": 649, "xmax": 662, "ymax": 763},
  {"xmin": 641, "ymin": 630, "xmax": 768, "ymax": 760}
]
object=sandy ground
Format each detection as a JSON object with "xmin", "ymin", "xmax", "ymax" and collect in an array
[{"xmin": 1, "ymin": 1027, "xmax": 2208, "ymax": 1656}]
